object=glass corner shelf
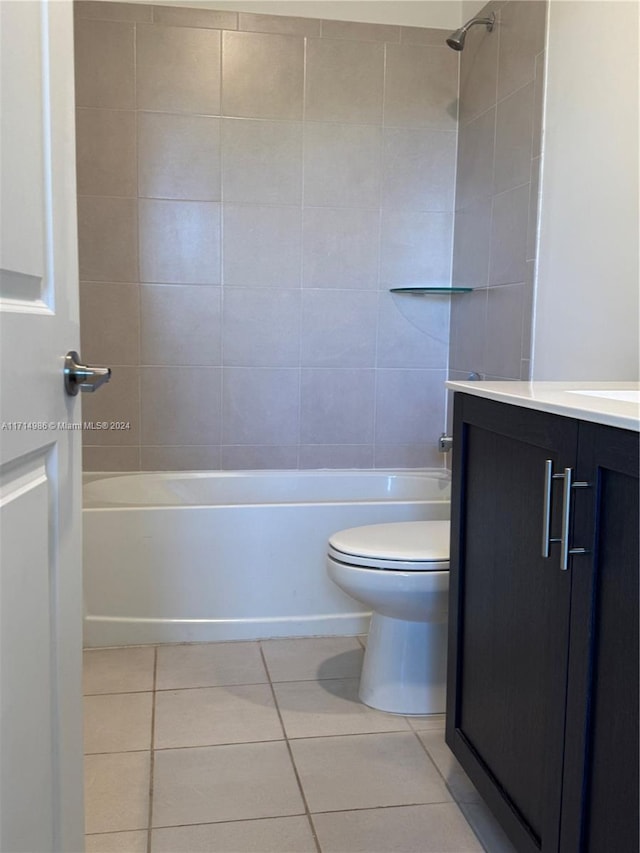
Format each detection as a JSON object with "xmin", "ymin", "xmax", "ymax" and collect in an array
[{"xmin": 389, "ymin": 287, "xmax": 473, "ymax": 295}]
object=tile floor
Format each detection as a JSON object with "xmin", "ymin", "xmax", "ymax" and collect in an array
[{"xmin": 83, "ymin": 636, "xmax": 516, "ymax": 853}]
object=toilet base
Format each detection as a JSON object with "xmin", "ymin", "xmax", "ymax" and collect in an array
[{"xmin": 359, "ymin": 613, "xmax": 447, "ymax": 715}]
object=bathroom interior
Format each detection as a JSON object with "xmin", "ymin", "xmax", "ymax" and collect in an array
[{"xmin": 66, "ymin": 0, "xmax": 640, "ymax": 853}]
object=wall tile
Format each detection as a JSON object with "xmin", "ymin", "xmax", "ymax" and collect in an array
[
  {"xmin": 222, "ymin": 368, "xmax": 300, "ymax": 445},
  {"xmin": 458, "ymin": 15, "xmax": 499, "ymax": 124},
  {"xmin": 300, "ymin": 369, "xmax": 375, "ymax": 444},
  {"xmin": 380, "ymin": 210, "xmax": 453, "ymax": 287},
  {"xmin": 140, "ymin": 446, "xmax": 221, "ymax": 471},
  {"xmin": 83, "ymin": 446, "xmax": 141, "ymax": 471},
  {"xmin": 320, "ymin": 20, "xmax": 399, "ymax": 43},
  {"xmin": 484, "ymin": 283, "xmax": 525, "ymax": 378},
  {"xmin": 375, "ymin": 369, "xmax": 446, "ymax": 445},
  {"xmin": 222, "ymin": 32, "xmax": 304, "ymax": 120},
  {"xmin": 76, "ymin": 5, "xmax": 460, "ymax": 472},
  {"xmin": 223, "ymin": 288, "xmax": 301, "ymax": 367},
  {"xmin": 141, "ymin": 366, "xmax": 222, "ymax": 445},
  {"xmin": 75, "ymin": 2, "xmax": 152, "ymax": 23},
  {"xmin": 223, "ymin": 205, "xmax": 302, "ymax": 288},
  {"xmin": 238, "ymin": 12, "xmax": 320, "ymax": 37},
  {"xmin": 76, "ymin": 109, "xmax": 136, "ymax": 197},
  {"xmin": 300, "ymin": 290, "xmax": 378, "ymax": 368},
  {"xmin": 374, "ymin": 444, "xmax": 443, "ymax": 469},
  {"xmin": 497, "ymin": 1, "xmax": 547, "ymax": 101},
  {"xmin": 305, "ymin": 39, "xmax": 384, "ymax": 124},
  {"xmin": 488, "ymin": 183, "xmax": 529, "ymax": 285},
  {"xmin": 140, "ymin": 285, "xmax": 222, "ymax": 366},
  {"xmin": 493, "ymin": 82, "xmax": 534, "ymax": 194},
  {"xmin": 152, "ymin": 5, "xmax": 237, "ymax": 30},
  {"xmin": 449, "ymin": 288, "xmax": 488, "ymax": 374},
  {"xmin": 451, "ymin": 197, "xmax": 492, "ymax": 288},
  {"xmin": 521, "ymin": 260, "xmax": 535, "ymax": 359},
  {"xmin": 138, "ymin": 113, "xmax": 221, "ymax": 201},
  {"xmin": 302, "ymin": 207, "xmax": 379, "ymax": 290},
  {"xmin": 303, "ymin": 123, "xmax": 382, "ymax": 209},
  {"xmin": 376, "ymin": 291, "xmax": 449, "ymax": 368},
  {"xmin": 527, "ymin": 157, "xmax": 541, "ymax": 262},
  {"xmin": 74, "ymin": 19, "xmax": 135, "ymax": 109},
  {"xmin": 139, "ymin": 200, "xmax": 221, "ymax": 284},
  {"xmin": 384, "ymin": 44, "xmax": 458, "ymax": 130},
  {"xmin": 80, "ymin": 282, "xmax": 139, "ymax": 366},
  {"xmin": 299, "ymin": 445, "xmax": 374, "ymax": 469},
  {"xmin": 455, "ymin": 107, "xmax": 495, "ymax": 209},
  {"xmin": 382, "ymin": 128, "xmax": 456, "ymax": 211},
  {"xmin": 220, "ymin": 446, "xmax": 298, "ymax": 470},
  {"xmin": 222, "ymin": 120, "xmax": 302, "ymax": 205},
  {"xmin": 400, "ymin": 27, "xmax": 449, "ymax": 46},
  {"xmin": 532, "ymin": 51, "xmax": 545, "ymax": 158},
  {"xmin": 77, "ymin": 196, "xmax": 138, "ymax": 282},
  {"xmin": 81, "ymin": 366, "xmax": 140, "ymax": 446},
  {"xmin": 136, "ymin": 24, "xmax": 221, "ymax": 114}
]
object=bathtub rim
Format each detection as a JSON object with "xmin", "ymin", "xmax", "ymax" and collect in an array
[{"xmin": 83, "ymin": 467, "xmax": 452, "ymax": 510}]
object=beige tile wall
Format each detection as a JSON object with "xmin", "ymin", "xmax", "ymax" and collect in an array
[
  {"xmin": 448, "ymin": 0, "xmax": 546, "ymax": 385},
  {"xmin": 74, "ymin": 1, "xmax": 458, "ymax": 471}
]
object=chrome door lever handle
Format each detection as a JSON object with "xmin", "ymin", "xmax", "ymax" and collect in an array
[{"xmin": 64, "ymin": 351, "xmax": 111, "ymax": 396}]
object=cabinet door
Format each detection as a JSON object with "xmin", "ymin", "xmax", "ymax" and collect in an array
[
  {"xmin": 446, "ymin": 394, "xmax": 578, "ymax": 852},
  {"xmin": 560, "ymin": 423, "xmax": 639, "ymax": 852}
]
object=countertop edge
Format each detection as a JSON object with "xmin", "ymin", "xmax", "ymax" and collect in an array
[{"xmin": 446, "ymin": 381, "xmax": 640, "ymax": 432}]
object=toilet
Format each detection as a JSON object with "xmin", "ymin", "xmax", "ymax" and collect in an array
[{"xmin": 327, "ymin": 520, "xmax": 450, "ymax": 716}]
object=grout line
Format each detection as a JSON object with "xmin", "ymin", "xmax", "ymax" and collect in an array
[
  {"xmin": 296, "ymin": 34, "xmax": 309, "ymax": 469},
  {"xmin": 412, "ymin": 728, "xmax": 489, "ymax": 852},
  {"xmin": 146, "ymin": 646, "xmax": 158, "ymax": 853},
  {"xmin": 259, "ymin": 646, "xmax": 323, "ymax": 853},
  {"xmin": 84, "ymin": 689, "xmax": 155, "ymax": 697},
  {"xmin": 132, "ymin": 19, "xmax": 143, "ymax": 471}
]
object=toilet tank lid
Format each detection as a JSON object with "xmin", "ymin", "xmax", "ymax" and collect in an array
[{"xmin": 329, "ymin": 520, "xmax": 450, "ymax": 563}]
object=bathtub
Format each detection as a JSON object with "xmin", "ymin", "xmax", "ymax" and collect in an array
[{"xmin": 83, "ymin": 469, "xmax": 451, "ymax": 647}]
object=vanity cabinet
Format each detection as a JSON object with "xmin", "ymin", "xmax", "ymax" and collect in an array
[{"xmin": 446, "ymin": 393, "xmax": 638, "ymax": 853}]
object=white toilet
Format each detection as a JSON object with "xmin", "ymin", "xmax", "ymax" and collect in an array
[{"xmin": 327, "ymin": 520, "xmax": 450, "ymax": 716}]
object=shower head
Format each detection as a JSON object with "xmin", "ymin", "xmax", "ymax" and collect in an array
[{"xmin": 446, "ymin": 12, "xmax": 495, "ymax": 51}]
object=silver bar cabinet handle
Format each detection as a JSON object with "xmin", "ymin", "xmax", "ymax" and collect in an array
[
  {"xmin": 558, "ymin": 467, "xmax": 590, "ymax": 571},
  {"xmin": 541, "ymin": 459, "xmax": 563, "ymax": 558},
  {"xmin": 559, "ymin": 467, "xmax": 574, "ymax": 571},
  {"xmin": 542, "ymin": 460, "xmax": 554, "ymax": 558}
]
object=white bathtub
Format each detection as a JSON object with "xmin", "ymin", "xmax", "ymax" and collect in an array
[{"xmin": 83, "ymin": 469, "xmax": 450, "ymax": 647}]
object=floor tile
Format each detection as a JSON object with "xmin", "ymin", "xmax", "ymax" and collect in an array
[
  {"xmin": 151, "ymin": 816, "xmax": 316, "ymax": 853},
  {"xmin": 154, "ymin": 684, "xmax": 283, "ymax": 748},
  {"xmin": 313, "ymin": 803, "xmax": 483, "ymax": 852},
  {"xmin": 85, "ymin": 830, "xmax": 148, "ymax": 853},
  {"xmin": 274, "ymin": 678, "xmax": 411, "ymax": 738},
  {"xmin": 417, "ymin": 730, "xmax": 482, "ymax": 803},
  {"xmin": 84, "ymin": 752, "xmax": 150, "ymax": 834},
  {"xmin": 83, "ymin": 647, "xmax": 155, "ymax": 695},
  {"xmin": 84, "ymin": 693, "xmax": 153, "ymax": 754},
  {"xmin": 156, "ymin": 642, "xmax": 267, "ymax": 690},
  {"xmin": 459, "ymin": 801, "xmax": 518, "ymax": 852},
  {"xmin": 261, "ymin": 636, "xmax": 364, "ymax": 681},
  {"xmin": 406, "ymin": 713, "xmax": 446, "ymax": 732},
  {"xmin": 152, "ymin": 741, "xmax": 304, "ymax": 827},
  {"xmin": 290, "ymin": 732, "xmax": 452, "ymax": 813}
]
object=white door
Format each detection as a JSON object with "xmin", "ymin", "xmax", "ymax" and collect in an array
[{"xmin": 0, "ymin": 1, "xmax": 85, "ymax": 850}]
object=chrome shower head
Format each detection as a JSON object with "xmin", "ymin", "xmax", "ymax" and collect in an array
[{"xmin": 446, "ymin": 12, "xmax": 495, "ymax": 51}]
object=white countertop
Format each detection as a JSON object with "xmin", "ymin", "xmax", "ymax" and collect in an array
[{"xmin": 446, "ymin": 381, "xmax": 640, "ymax": 432}]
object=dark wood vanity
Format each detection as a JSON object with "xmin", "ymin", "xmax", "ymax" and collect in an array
[{"xmin": 446, "ymin": 390, "xmax": 639, "ymax": 853}]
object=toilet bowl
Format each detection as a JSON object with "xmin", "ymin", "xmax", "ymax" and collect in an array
[{"xmin": 327, "ymin": 520, "xmax": 449, "ymax": 715}]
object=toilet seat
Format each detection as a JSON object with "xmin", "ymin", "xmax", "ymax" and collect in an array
[{"xmin": 328, "ymin": 520, "xmax": 450, "ymax": 572}]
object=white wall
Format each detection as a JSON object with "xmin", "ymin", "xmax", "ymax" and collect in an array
[
  {"xmin": 532, "ymin": 0, "xmax": 639, "ymax": 380},
  {"xmin": 129, "ymin": 0, "xmax": 465, "ymax": 28}
]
